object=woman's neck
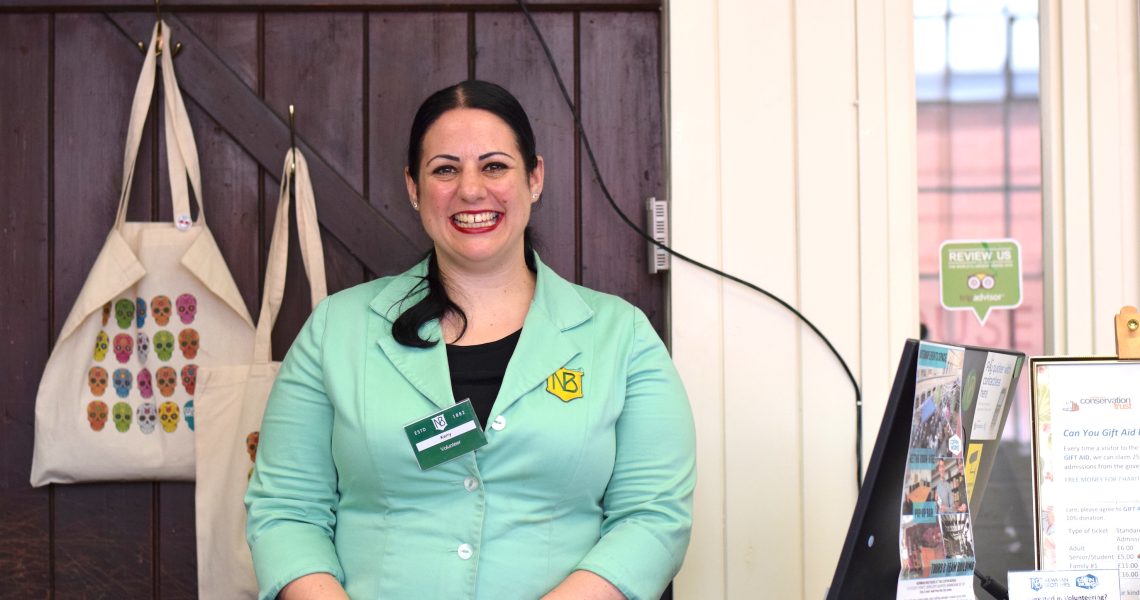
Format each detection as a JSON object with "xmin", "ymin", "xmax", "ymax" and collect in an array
[{"xmin": 437, "ymin": 255, "xmax": 536, "ymax": 346}]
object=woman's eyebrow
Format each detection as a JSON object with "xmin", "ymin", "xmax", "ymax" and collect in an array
[{"xmin": 427, "ymin": 152, "xmax": 514, "ymax": 164}]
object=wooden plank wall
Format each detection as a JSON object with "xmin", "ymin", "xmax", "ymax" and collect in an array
[{"xmin": 0, "ymin": 3, "xmax": 665, "ymax": 598}]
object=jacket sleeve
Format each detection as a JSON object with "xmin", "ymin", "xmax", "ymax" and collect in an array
[
  {"xmin": 575, "ymin": 308, "xmax": 696, "ymax": 600},
  {"xmin": 245, "ymin": 299, "xmax": 345, "ymax": 600}
]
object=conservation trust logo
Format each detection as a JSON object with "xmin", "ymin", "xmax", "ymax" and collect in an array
[{"xmin": 1077, "ymin": 396, "xmax": 1132, "ymax": 410}]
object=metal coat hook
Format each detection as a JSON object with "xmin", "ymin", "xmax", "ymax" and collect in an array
[
  {"xmin": 136, "ymin": 0, "xmax": 183, "ymax": 57},
  {"xmin": 288, "ymin": 104, "xmax": 297, "ymax": 176}
]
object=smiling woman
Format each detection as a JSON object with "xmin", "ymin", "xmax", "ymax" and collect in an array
[
  {"xmin": 403, "ymin": 105, "xmax": 545, "ymax": 346},
  {"xmin": 244, "ymin": 80, "xmax": 696, "ymax": 600},
  {"xmin": 394, "ymin": 83, "xmax": 547, "ymax": 349}
]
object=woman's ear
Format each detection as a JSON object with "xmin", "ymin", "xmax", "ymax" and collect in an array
[
  {"xmin": 404, "ymin": 167, "xmax": 420, "ymax": 210},
  {"xmin": 529, "ymin": 155, "xmax": 545, "ymax": 202}
]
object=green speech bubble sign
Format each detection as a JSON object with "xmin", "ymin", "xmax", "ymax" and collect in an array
[{"xmin": 939, "ymin": 239, "xmax": 1022, "ymax": 325}]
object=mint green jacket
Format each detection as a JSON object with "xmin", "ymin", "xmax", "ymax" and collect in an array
[{"xmin": 245, "ymin": 256, "xmax": 695, "ymax": 600}]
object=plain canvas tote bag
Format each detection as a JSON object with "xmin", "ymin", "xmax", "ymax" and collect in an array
[
  {"xmin": 194, "ymin": 148, "xmax": 327, "ymax": 599},
  {"xmin": 30, "ymin": 21, "xmax": 255, "ymax": 486}
]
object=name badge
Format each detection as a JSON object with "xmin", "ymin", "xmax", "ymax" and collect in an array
[{"xmin": 403, "ymin": 399, "xmax": 487, "ymax": 470}]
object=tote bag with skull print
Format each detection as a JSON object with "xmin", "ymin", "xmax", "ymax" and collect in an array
[
  {"xmin": 195, "ymin": 148, "xmax": 327, "ymax": 599},
  {"xmin": 29, "ymin": 21, "xmax": 255, "ymax": 485}
]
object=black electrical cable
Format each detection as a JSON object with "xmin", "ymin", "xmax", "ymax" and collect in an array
[
  {"xmin": 974, "ymin": 570, "xmax": 1009, "ymax": 600},
  {"xmin": 514, "ymin": 0, "xmax": 866, "ymax": 489}
]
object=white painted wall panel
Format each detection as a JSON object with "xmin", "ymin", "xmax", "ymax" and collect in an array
[
  {"xmin": 855, "ymin": 0, "xmax": 893, "ymax": 459},
  {"xmin": 1040, "ymin": 0, "xmax": 1067, "ymax": 354},
  {"xmin": 668, "ymin": 1, "xmax": 727, "ymax": 598},
  {"xmin": 1041, "ymin": 0, "xmax": 1140, "ymax": 356},
  {"xmin": 718, "ymin": 0, "xmax": 803, "ymax": 595},
  {"xmin": 792, "ymin": 0, "xmax": 864, "ymax": 595},
  {"xmin": 882, "ymin": 0, "xmax": 921, "ymax": 382},
  {"xmin": 670, "ymin": 0, "xmax": 919, "ymax": 596},
  {"xmin": 1088, "ymin": 0, "xmax": 1126, "ymax": 353},
  {"xmin": 1116, "ymin": 4, "xmax": 1140, "ymax": 318},
  {"xmin": 1058, "ymin": 0, "xmax": 1094, "ymax": 353}
]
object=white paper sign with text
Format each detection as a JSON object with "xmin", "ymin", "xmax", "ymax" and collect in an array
[
  {"xmin": 1008, "ymin": 569, "xmax": 1121, "ymax": 600},
  {"xmin": 1033, "ymin": 360, "xmax": 1140, "ymax": 599}
]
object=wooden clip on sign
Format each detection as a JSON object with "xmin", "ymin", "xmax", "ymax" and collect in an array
[{"xmin": 1116, "ymin": 306, "xmax": 1140, "ymax": 359}]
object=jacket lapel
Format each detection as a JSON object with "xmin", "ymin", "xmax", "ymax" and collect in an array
[
  {"xmin": 492, "ymin": 257, "xmax": 592, "ymax": 419},
  {"xmin": 370, "ymin": 259, "xmax": 454, "ymax": 411},
  {"xmin": 369, "ymin": 255, "xmax": 593, "ymax": 415}
]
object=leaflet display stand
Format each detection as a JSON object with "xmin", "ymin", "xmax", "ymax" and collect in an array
[{"xmin": 827, "ymin": 340, "xmax": 1025, "ymax": 598}]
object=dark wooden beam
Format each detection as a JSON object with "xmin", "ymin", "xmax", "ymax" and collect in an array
[
  {"xmin": 107, "ymin": 11, "xmax": 423, "ymax": 274},
  {"xmin": 1, "ymin": 0, "xmax": 660, "ymax": 10}
]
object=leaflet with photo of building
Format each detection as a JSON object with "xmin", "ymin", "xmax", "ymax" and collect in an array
[{"xmin": 898, "ymin": 341, "xmax": 976, "ymax": 600}]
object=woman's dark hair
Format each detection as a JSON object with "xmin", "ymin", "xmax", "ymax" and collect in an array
[
  {"xmin": 394, "ymin": 80, "xmax": 539, "ymax": 348},
  {"xmin": 406, "ymin": 80, "xmax": 539, "ymax": 182}
]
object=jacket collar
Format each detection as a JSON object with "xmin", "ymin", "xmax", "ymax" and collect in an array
[{"xmin": 369, "ymin": 253, "xmax": 592, "ymax": 415}]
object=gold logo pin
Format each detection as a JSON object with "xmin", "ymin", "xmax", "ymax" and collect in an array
[{"xmin": 546, "ymin": 367, "xmax": 584, "ymax": 402}]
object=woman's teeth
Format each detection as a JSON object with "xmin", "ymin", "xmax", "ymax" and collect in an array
[{"xmin": 452, "ymin": 212, "xmax": 500, "ymax": 228}]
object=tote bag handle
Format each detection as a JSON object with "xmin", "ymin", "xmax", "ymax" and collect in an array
[
  {"xmin": 115, "ymin": 20, "xmax": 203, "ymax": 230},
  {"xmin": 253, "ymin": 149, "xmax": 328, "ymax": 364}
]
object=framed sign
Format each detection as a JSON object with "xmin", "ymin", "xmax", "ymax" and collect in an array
[{"xmin": 1032, "ymin": 357, "xmax": 1140, "ymax": 591}]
